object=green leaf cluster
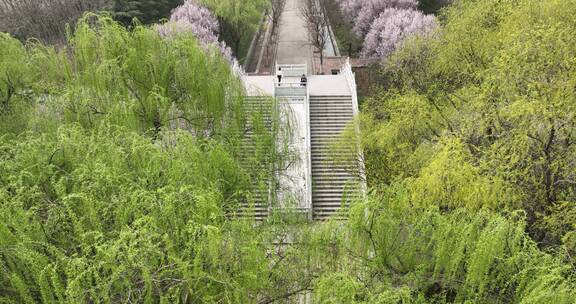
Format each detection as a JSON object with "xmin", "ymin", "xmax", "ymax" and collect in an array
[
  {"xmin": 362, "ymin": 0, "xmax": 576, "ymax": 254},
  {"xmin": 0, "ymin": 14, "xmax": 297, "ymax": 303},
  {"xmin": 320, "ymin": 187, "xmax": 576, "ymax": 303}
]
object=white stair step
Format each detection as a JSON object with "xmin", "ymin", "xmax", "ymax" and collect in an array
[
  {"xmin": 310, "ymin": 116, "xmax": 353, "ymax": 120},
  {"xmin": 309, "ymin": 107, "xmax": 352, "ymax": 110}
]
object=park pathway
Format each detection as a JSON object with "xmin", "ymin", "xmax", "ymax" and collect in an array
[
  {"xmin": 275, "ymin": 0, "xmax": 314, "ymax": 73},
  {"xmin": 274, "ymin": 0, "xmax": 338, "ymax": 74}
]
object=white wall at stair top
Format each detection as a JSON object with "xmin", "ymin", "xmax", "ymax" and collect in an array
[
  {"xmin": 243, "ymin": 76, "xmax": 275, "ymax": 96},
  {"xmin": 308, "ymin": 75, "xmax": 351, "ymax": 96},
  {"xmin": 244, "ymin": 75, "xmax": 352, "ymax": 97}
]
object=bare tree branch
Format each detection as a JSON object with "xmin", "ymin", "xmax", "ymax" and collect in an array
[
  {"xmin": 0, "ymin": 0, "xmax": 110, "ymax": 44},
  {"xmin": 271, "ymin": 0, "xmax": 286, "ymax": 33},
  {"xmin": 300, "ymin": 0, "xmax": 329, "ymax": 67}
]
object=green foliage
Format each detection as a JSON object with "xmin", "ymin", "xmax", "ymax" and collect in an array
[
  {"xmin": 0, "ymin": 13, "xmax": 245, "ymax": 138},
  {"xmin": 362, "ymin": 0, "xmax": 576, "ymax": 252},
  {"xmin": 197, "ymin": 0, "xmax": 270, "ymax": 60},
  {"xmin": 337, "ymin": 187, "xmax": 576, "ymax": 302},
  {"xmin": 0, "ymin": 33, "xmax": 32, "ymax": 115},
  {"xmin": 112, "ymin": 0, "xmax": 184, "ymax": 25},
  {"xmin": 317, "ymin": 0, "xmax": 576, "ymax": 300},
  {"xmin": 2, "ymin": 1, "xmax": 576, "ymax": 302},
  {"xmin": 0, "ymin": 14, "xmax": 297, "ymax": 302},
  {"xmin": 271, "ymin": 182, "xmax": 575, "ymax": 303},
  {"xmin": 408, "ymin": 138, "xmax": 520, "ymax": 211},
  {"xmin": 314, "ymin": 273, "xmax": 365, "ymax": 303},
  {"xmin": 324, "ymin": 0, "xmax": 363, "ymax": 57}
]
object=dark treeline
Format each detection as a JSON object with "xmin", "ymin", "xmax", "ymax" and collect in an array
[
  {"xmin": 0, "ymin": 0, "xmax": 268, "ymax": 62},
  {"xmin": 0, "ymin": 0, "xmax": 110, "ymax": 44},
  {"xmin": 418, "ymin": 0, "xmax": 452, "ymax": 14},
  {"xmin": 0, "ymin": 0, "xmax": 184, "ymax": 44},
  {"xmin": 112, "ymin": 0, "xmax": 184, "ymax": 26}
]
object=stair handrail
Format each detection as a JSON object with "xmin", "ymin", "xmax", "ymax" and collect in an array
[
  {"xmin": 305, "ymin": 77, "xmax": 312, "ymax": 220},
  {"xmin": 340, "ymin": 58, "xmax": 368, "ymax": 196},
  {"xmin": 275, "ymin": 62, "xmax": 308, "ymax": 77}
]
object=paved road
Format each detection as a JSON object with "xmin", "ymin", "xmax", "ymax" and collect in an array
[
  {"xmin": 275, "ymin": 0, "xmax": 338, "ymax": 74},
  {"xmin": 276, "ymin": 0, "xmax": 314, "ymax": 73}
]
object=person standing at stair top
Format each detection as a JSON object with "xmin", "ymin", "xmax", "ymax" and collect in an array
[
  {"xmin": 300, "ymin": 74, "xmax": 307, "ymax": 86},
  {"xmin": 277, "ymin": 67, "xmax": 283, "ymax": 86}
]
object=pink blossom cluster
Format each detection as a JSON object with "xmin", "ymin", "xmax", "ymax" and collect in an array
[
  {"xmin": 157, "ymin": 0, "xmax": 234, "ymax": 63},
  {"xmin": 335, "ymin": 0, "xmax": 436, "ymax": 58},
  {"xmin": 348, "ymin": 0, "xmax": 418, "ymax": 36},
  {"xmin": 338, "ymin": 0, "xmax": 365, "ymax": 19},
  {"xmin": 361, "ymin": 8, "xmax": 436, "ymax": 58}
]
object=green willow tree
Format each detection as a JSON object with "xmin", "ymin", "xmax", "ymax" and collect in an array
[
  {"xmin": 0, "ymin": 14, "xmax": 298, "ymax": 302},
  {"xmin": 310, "ymin": 189, "xmax": 576, "ymax": 303},
  {"xmin": 362, "ymin": 0, "xmax": 576, "ymax": 260}
]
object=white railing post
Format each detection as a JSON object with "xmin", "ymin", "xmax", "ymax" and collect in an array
[
  {"xmin": 305, "ymin": 76, "xmax": 312, "ymax": 220},
  {"xmin": 275, "ymin": 63, "xmax": 308, "ymax": 77}
]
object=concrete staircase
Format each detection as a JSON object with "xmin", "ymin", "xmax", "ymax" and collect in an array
[
  {"xmin": 240, "ymin": 94, "xmax": 362, "ymax": 220},
  {"xmin": 238, "ymin": 96, "xmax": 274, "ymax": 220},
  {"xmin": 241, "ymin": 60, "xmax": 364, "ymax": 221},
  {"xmin": 309, "ymin": 95, "xmax": 361, "ymax": 220}
]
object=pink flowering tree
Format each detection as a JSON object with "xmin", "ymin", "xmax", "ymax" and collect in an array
[
  {"xmin": 336, "ymin": 0, "xmax": 417, "ymax": 23},
  {"xmin": 361, "ymin": 8, "xmax": 436, "ymax": 58},
  {"xmin": 157, "ymin": 0, "xmax": 234, "ymax": 63},
  {"xmin": 352, "ymin": 0, "xmax": 418, "ymax": 36}
]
